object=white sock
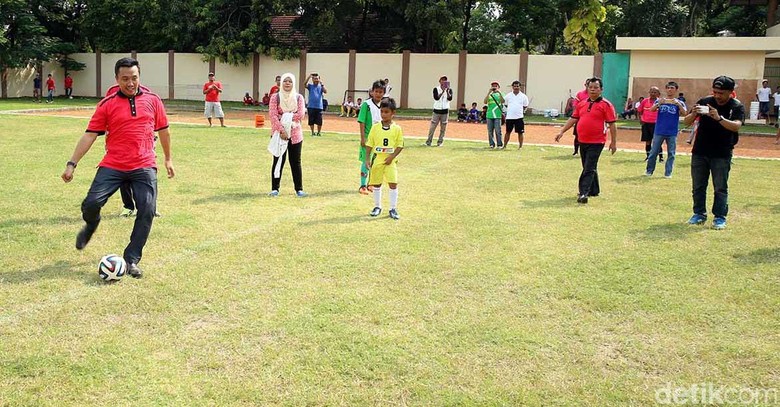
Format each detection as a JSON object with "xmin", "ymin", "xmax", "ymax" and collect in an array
[
  {"xmin": 373, "ymin": 187, "xmax": 382, "ymax": 208},
  {"xmin": 389, "ymin": 188, "xmax": 398, "ymax": 210}
]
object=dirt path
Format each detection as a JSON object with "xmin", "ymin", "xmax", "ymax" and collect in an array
[{"xmin": 24, "ymin": 108, "xmax": 780, "ymax": 159}]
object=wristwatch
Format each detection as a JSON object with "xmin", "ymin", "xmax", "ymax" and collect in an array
[
  {"xmin": 66, "ymin": 161, "xmax": 77, "ymax": 168},
  {"xmin": 718, "ymin": 117, "xmax": 724, "ymax": 122}
]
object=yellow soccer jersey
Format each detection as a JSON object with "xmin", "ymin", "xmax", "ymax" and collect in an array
[{"xmin": 366, "ymin": 122, "xmax": 404, "ymax": 162}]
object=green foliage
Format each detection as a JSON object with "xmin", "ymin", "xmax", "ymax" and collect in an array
[
  {"xmin": 563, "ymin": 0, "xmax": 606, "ymax": 55},
  {"xmin": 0, "ymin": 0, "xmax": 55, "ymax": 69}
]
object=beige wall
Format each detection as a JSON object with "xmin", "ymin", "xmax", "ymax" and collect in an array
[
  {"xmin": 174, "ymin": 54, "xmax": 210, "ymax": 100},
  {"xmin": 71, "ymin": 53, "xmax": 96, "ymax": 97},
  {"xmin": 136, "ymin": 53, "xmax": 169, "ymax": 97},
  {"xmin": 628, "ymin": 50, "xmax": 765, "ymax": 104},
  {"xmin": 258, "ymin": 56, "xmax": 299, "ymax": 97},
  {"xmin": 7, "ymin": 66, "xmax": 35, "ymax": 98},
  {"xmin": 408, "ymin": 53, "xmax": 459, "ymax": 109},
  {"xmin": 305, "ymin": 53, "xmax": 349, "ymax": 106},
  {"xmin": 215, "ymin": 60, "xmax": 251, "ymax": 101},
  {"xmin": 354, "ymin": 53, "xmax": 403, "ymax": 102},
  {"xmin": 463, "ymin": 54, "xmax": 520, "ymax": 110},
  {"xmin": 527, "ymin": 55, "xmax": 593, "ymax": 112},
  {"xmin": 100, "ymin": 53, "xmax": 132, "ymax": 95}
]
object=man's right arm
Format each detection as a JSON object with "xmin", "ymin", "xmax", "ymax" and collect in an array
[{"xmin": 62, "ymin": 132, "xmax": 99, "ymax": 182}]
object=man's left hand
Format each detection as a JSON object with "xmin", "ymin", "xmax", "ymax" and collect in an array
[
  {"xmin": 165, "ymin": 159, "xmax": 175, "ymax": 179},
  {"xmin": 609, "ymin": 141, "xmax": 617, "ymax": 154},
  {"xmin": 384, "ymin": 156, "xmax": 394, "ymax": 165},
  {"xmin": 707, "ymin": 105, "xmax": 721, "ymax": 121}
]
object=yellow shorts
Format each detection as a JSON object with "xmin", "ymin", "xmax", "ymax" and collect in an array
[{"xmin": 368, "ymin": 161, "xmax": 398, "ymax": 185}]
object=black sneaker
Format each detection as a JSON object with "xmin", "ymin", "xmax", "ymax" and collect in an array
[
  {"xmin": 370, "ymin": 207, "xmax": 382, "ymax": 217},
  {"xmin": 576, "ymin": 195, "xmax": 588, "ymax": 204},
  {"xmin": 127, "ymin": 263, "xmax": 143, "ymax": 279},
  {"xmin": 389, "ymin": 209, "xmax": 400, "ymax": 220},
  {"xmin": 659, "ymin": 155, "xmax": 664, "ymax": 163},
  {"xmin": 75, "ymin": 226, "xmax": 95, "ymax": 250}
]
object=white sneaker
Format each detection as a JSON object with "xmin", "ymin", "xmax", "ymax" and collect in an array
[
  {"xmin": 644, "ymin": 172, "xmax": 652, "ymax": 177},
  {"xmin": 664, "ymin": 175, "xmax": 672, "ymax": 179}
]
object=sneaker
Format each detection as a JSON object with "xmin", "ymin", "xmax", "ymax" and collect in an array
[
  {"xmin": 644, "ymin": 172, "xmax": 652, "ymax": 177},
  {"xmin": 435, "ymin": 143, "xmax": 442, "ymax": 147},
  {"xmin": 296, "ymin": 190, "xmax": 307, "ymax": 197},
  {"xmin": 712, "ymin": 217, "xmax": 727, "ymax": 230},
  {"xmin": 389, "ymin": 209, "xmax": 399, "ymax": 220},
  {"xmin": 120, "ymin": 208, "xmax": 134, "ymax": 217},
  {"xmin": 576, "ymin": 195, "xmax": 588, "ymax": 204},
  {"xmin": 659, "ymin": 156, "xmax": 664, "ymax": 163},
  {"xmin": 359, "ymin": 186, "xmax": 369, "ymax": 195},
  {"xmin": 489, "ymin": 145, "xmax": 495, "ymax": 149},
  {"xmin": 663, "ymin": 175, "xmax": 672, "ymax": 179},
  {"xmin": 154, "ymin": 211, "xmax": 162, "ymax": 217},
  {"xmin": 370, "ymin": 207, "xmax": 382, "ymax": 217},
  {"xmin": 423, "ymin": 142, "xmax": 431, "ymax": 147},
  {"xmin": 316, "ymin": 132, "xmax": 321, "ymax": 137},
  {"xmin": 687, "ymin": 214, "xmax": 707, "ymax": 225},
  {"xmin": 127, "ymin": 263, "xmax": 143, "ymax": 279},
  {"xmin": 268, "ymin": 190, "xmax": 279, "ymax": 197},
  {"xmin": 75, "ymin": 226, "xmax": 95, "ymax": 250}
]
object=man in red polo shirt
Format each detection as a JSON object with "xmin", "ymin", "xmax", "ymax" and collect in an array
[
  {"xmin": 64, "ymin": 73, "xmax": 73, "ymax": 99},
  {"xmin": 571, "ymin": 79, "xmax": 591, "ymax": 155},
  {"xmin": 555, "ymin": 76, "xmax": 618, "ymax": 204},
  {"xmin": 61, "ymin": 57, "xmax": 174, "ymax": 278},
  {"xmin": 639, "ymin": 86, "xmax": 663, "ymax": 162},
  {"xmin": 203, "ymin": 72, "xmax": 225, "ymax": 127}
]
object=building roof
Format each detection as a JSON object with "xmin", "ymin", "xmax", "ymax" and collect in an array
[{"xmin": 616, "ymin": 37, "xmax": 780, "ymax": 52}]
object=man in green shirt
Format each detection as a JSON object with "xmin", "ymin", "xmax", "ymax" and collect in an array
[{"xmin": 484, "ymin": 81, "xmax": 505, "ymax": 148}]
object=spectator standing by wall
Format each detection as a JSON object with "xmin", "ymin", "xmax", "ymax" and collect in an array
[
  {"xmin": 33, "ymin": 73, "xmax": 42, "ymax": 102},
  {"xmin": 484, "ymin": 81, "xmax": 504, "ymax": 149},
  {"xmin": 64, "ymin": 73, "xmax": 73, "ymax": 99},
  {"xmin": 639, "ymin": 87, "xmax": 663, "ymax": 162},
  {"xmin": 46, "ymin": 74, "xmax": 55, "ymax": 103},
  {"xmin": 425, "ymin": 75, "xmax": 453, "ymax": 147},
  {"xmin": 203, "ymin": 72, "xmax": 225, "ymax": 127},
  {"xmin": 756, "ymin": 79, "xmax": 771, "ymax": 122},
  {"xmin": 502, "ymin": 80, "xmax": 529, "ymax": 150}
]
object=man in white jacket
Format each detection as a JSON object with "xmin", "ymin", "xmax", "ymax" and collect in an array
[{"xmin": 425, "ymin": 75, "xmax": 453, "ymax": 147}]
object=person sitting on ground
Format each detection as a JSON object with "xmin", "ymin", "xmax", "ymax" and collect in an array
[
  {"xmin": 466, "ymin": 102, "xmax": 480, "ymax": 123},
  {"xmin": 243, "ymin": 92, "xmax": 256, "ymax": 106},
  {"xmin": 620, "ymin": 97, "xmax": 636, "ymax": 119},
  {"xmin": 480, "ymin": 105, "xmax": 488, "ymax": 123},
  {"xmin": 457, "ymin": 103, "xmax": 468, "ymax": 122},
  {"xmin": 261, "ymin": 93, "xmax": 270, "ymax": 106},
  {"xmin": 355, "ymin": 98, "xmax": 362, "ymax": 115},
  {"xmin": 340, "ymin": 96, "xmax": 357, "ymax": 117}
]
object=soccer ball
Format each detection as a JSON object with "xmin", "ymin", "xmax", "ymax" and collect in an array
[{"xmin": 98, "ymin": 254, "xmax": 127, "ymax": 281}]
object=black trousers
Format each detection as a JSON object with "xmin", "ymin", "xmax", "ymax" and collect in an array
[
  {"xmin": 81, "ymin": 167, "xmax": 157, "ymax": 264},
  {"xmin": 271, "ymin": 140, "xmax": 303, "ymax": 191},
  {"xmin": 578, "ymin": 143, "xmax": 604, "ymax": 197},
  {"xmin": 120, "ymin": 182, "xmax": 134, "ymax": 210},
  {"xmin": 573, "ymin": 125, "xmax": 580, "ymax": 153}
]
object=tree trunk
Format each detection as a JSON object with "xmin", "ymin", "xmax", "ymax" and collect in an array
[
  {"xmin": 357, "ymin": 1, "xmax": 370, "ymax": 51},
  {"xmin": 461, "ymin": 0, "xmax": 474, "ymax": 50},
  {"xmin": 769, "ymin": 0, "xmax": 778, "ymax": 27},
  {"xmin": 1, "ymin": 67, "xmax": 7, "ymax": 99}
]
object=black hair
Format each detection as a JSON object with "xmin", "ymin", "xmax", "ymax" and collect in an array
[
  {"xmin": 511, "ymin": 80, "xmax": 521, "ymax": 86},
  {"xmin": 380, "ymin": 98, "xmax": 397, "ymax": 111},
  {"xmin": 587, "ymin": 76, "xmax": 603, "ymax": 89},
  {"xmin": 114, "ymin": 57, "xmax": 140, "ymax": 76},
  {"xmin": 371, "ymin": 79, "xmax": 386, "ymax": 91},
  {"xmin": 666, "ymin": 81, "xmax": 679, "ymax": 89}
]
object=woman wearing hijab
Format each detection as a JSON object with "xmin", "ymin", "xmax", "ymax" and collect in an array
[{"xmin": 268, "ymin": 73, "xmax": 306, "ymax": 197}]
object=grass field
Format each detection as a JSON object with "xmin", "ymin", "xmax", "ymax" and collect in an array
[{"xmin": 1, "ymin": 110, "xmax": 779, "ymax": 406}]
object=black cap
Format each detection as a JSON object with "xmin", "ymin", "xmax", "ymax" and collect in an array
[{"xmin": 712, "ymin": 76, "xmax": 735, "ymax": 91}]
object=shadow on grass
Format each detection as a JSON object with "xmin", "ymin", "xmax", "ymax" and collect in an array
[
  {"xmin": 306, "ymin": 189, "xmax": 355, "ymax": 198},
  {"xmin": 0, "ymin": 260, "xmax": 99, "ymax": 285},
  {"xmin": 519, "ymin": 197, "xmax": 576, "ymax": 209},
  {"xmin": 541, "ymin": 154, "xmax": 579, "ymax": 161},
  {"xmin": 634, "ymin": 222, "xmax": 701, "ymax": 241},
  {"xmin": 0, "ymin": 216, "xmax": 81, "ymax": 229},
  {"xmin": 614, "ymin": 175, "xmax": 651, "ymax": 184},
  {"xmin": 191, "ymin": 192, "xmax": 263, "ymax": 205},
  {"xmin": 609, "ymin": 157, "xmax": 644, "ymax": 166},
  {"xmin": 733, "ymin": 247, "xmax": 780, "ymax": 264},
  {"xmin": 301, "ymin": 214, "xmax": 367, "ymax": 225}
]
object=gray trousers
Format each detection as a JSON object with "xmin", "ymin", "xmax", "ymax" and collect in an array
[{"xmin": 426, "ymin": 112, "xmax": 448, "ymax": 145}]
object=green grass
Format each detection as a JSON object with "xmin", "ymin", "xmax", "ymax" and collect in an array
[{"xmin": 1, "ymin": 112, "xmax": 779, "ymax": 405}]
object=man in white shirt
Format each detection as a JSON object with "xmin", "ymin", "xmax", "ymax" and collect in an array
[
  {"xmin": 773, "ymin": 85, "xmax": 780, "ymax": 127},
  {"xmin": 502, "ymin": 80, "xmax": 530, "ymax": 149},
  {"xmin": 756, "ymin": 79, "xmax": 771, "ymax": 121}
]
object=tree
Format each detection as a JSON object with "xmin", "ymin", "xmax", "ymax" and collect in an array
[
  {"xmin": 563, "ymin": 0, "xmax": 607, "ymax": 55},
  {"xmin": 1, "ymin": 0, "xmax": 58, "ymax": 97}
]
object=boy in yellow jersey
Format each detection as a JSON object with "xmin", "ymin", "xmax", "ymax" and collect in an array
[
  {"xmin": 357, "ymin": 80, "xmax": 386, "ymax": 194},
  {"xmin": 365, "ymin": 98, "xmax": 404, "ymax": 220}
]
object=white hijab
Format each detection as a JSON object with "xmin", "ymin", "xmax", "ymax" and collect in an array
[{"xmin": 278, "ymin": 72, "xmax": 299, "ymax": 113}]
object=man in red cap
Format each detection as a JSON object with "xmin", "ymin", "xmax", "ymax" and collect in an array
[{"xmin": 425, "ymin": 75, "xmax": 453, "ymax": 146}]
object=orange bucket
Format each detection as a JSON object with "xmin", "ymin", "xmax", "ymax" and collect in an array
[{"xmin": 254, "ymin": 114, "xmax": 265, "ymax": 127}]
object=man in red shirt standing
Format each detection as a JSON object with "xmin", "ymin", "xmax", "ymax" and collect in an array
[
  {"xmin": 61, "ymin": 57, "xmax": 174, "ymax": 278},
  {"xmin": 571, "ymin": 79, "xmax": 591, "ymax": 156},
  {"xmin": 638, "ymin": 86, "xmax": 663, "ymax": 162},
  {"xmin": 46, "ymin": 74, "xmax": 55, "ymax": 103},
  {"xmin": 203, "ymin": 72, "xmax": 225, "ymax": 127},
  {"xmin": 64, "ymin": 73, "xmax": 73, "ymax": 99},
  {"xmin": 555, "ymin": 77, "xmax": 618, "ymax": 204}
]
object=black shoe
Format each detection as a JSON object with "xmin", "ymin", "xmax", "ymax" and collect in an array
[
  {"xmin": 75, "ymin": 226, "xmax": 95, "ymax": 250},
  {"xmin": 389, "ymin": 209, "xmax": 399, "ymax": 220},
  {"xmin": 588, "ymin": 193, "xmax": 599, "ymax": 197},
  {"xmin": 577, "ymin": 195, "xmax": 588, "ymax": 204},
  {"xmin": 370, "ymin": 207, "xmax": 382, "ymax": 217},
  {"xmin": 659, "ymin": 156, "xmax": 664, "ymax": 162},
  {"xmin": 127, "ymin": 263, "xmax": 143, "ymax": 279},
  {"xmin": 572, "ymin": 151, "xmax": 578, "ymax": 156}
]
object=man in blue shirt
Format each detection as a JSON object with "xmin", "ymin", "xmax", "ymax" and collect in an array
[
  {"xmin": 305, "ymin": 73, "xmax": 328, "ymax": 137},
  {"xmin": 645, "ymin": 81, "xmax": 687, "ymax": 178}
]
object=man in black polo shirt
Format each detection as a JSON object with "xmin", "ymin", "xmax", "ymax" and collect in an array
[{"xmin": 682, "ymin": 76, "xmax": 744, "ymax": 230}]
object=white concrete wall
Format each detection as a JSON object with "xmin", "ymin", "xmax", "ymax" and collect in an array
[
  {"xmin": 258, "ymin": 56, "xmax": 299, "ymax": 97},
  {"xmin": 174, "ymin": 54, "xmax": 210, "ymax": 100},
  {"xmin": 100, "ymin": 53, "xmax": 132, "ymax": 95},
  {"xmin": 305, "ymin": 53, "xmax": 349, "ymax": 107},
  {"xmin": 354, "ymin": 53, "xmax": 403, "ymax": 103},
  {"xmin": 136, "ymin": 53, "xmax": 169, "ymax": 97},
  {"xmin": 214, "ymin": 60, "xmax": 252, "ymax": 102},
  {"xmin": 7, "ymin": 66, "xmax": 37, "ymax": 98},
  {"xmin": 463, "ymin": 54, "xmax": 521, "ymax": 110},
  {"xmin": 527, "ymin": 55, "xmax": 594, "ymax": 112},
  {"xmin": 70, "ymin": 53, "xmax": 97, "ymax": 97},
  {"xmin": 408, "ymin": 53, "xmax": 460, "ymax": 109}
]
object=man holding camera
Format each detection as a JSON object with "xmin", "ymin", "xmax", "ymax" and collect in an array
[
  {"xmin": 305, "ymin": 73, "xmax": 327, "ymax": 137},
  {"xmin": 425, "ymin": 75, "xmax": 453, "ymax": 146},
  {"xmin": 683, "ymin": 76, "xmax": 744, "ymax": 230}
]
